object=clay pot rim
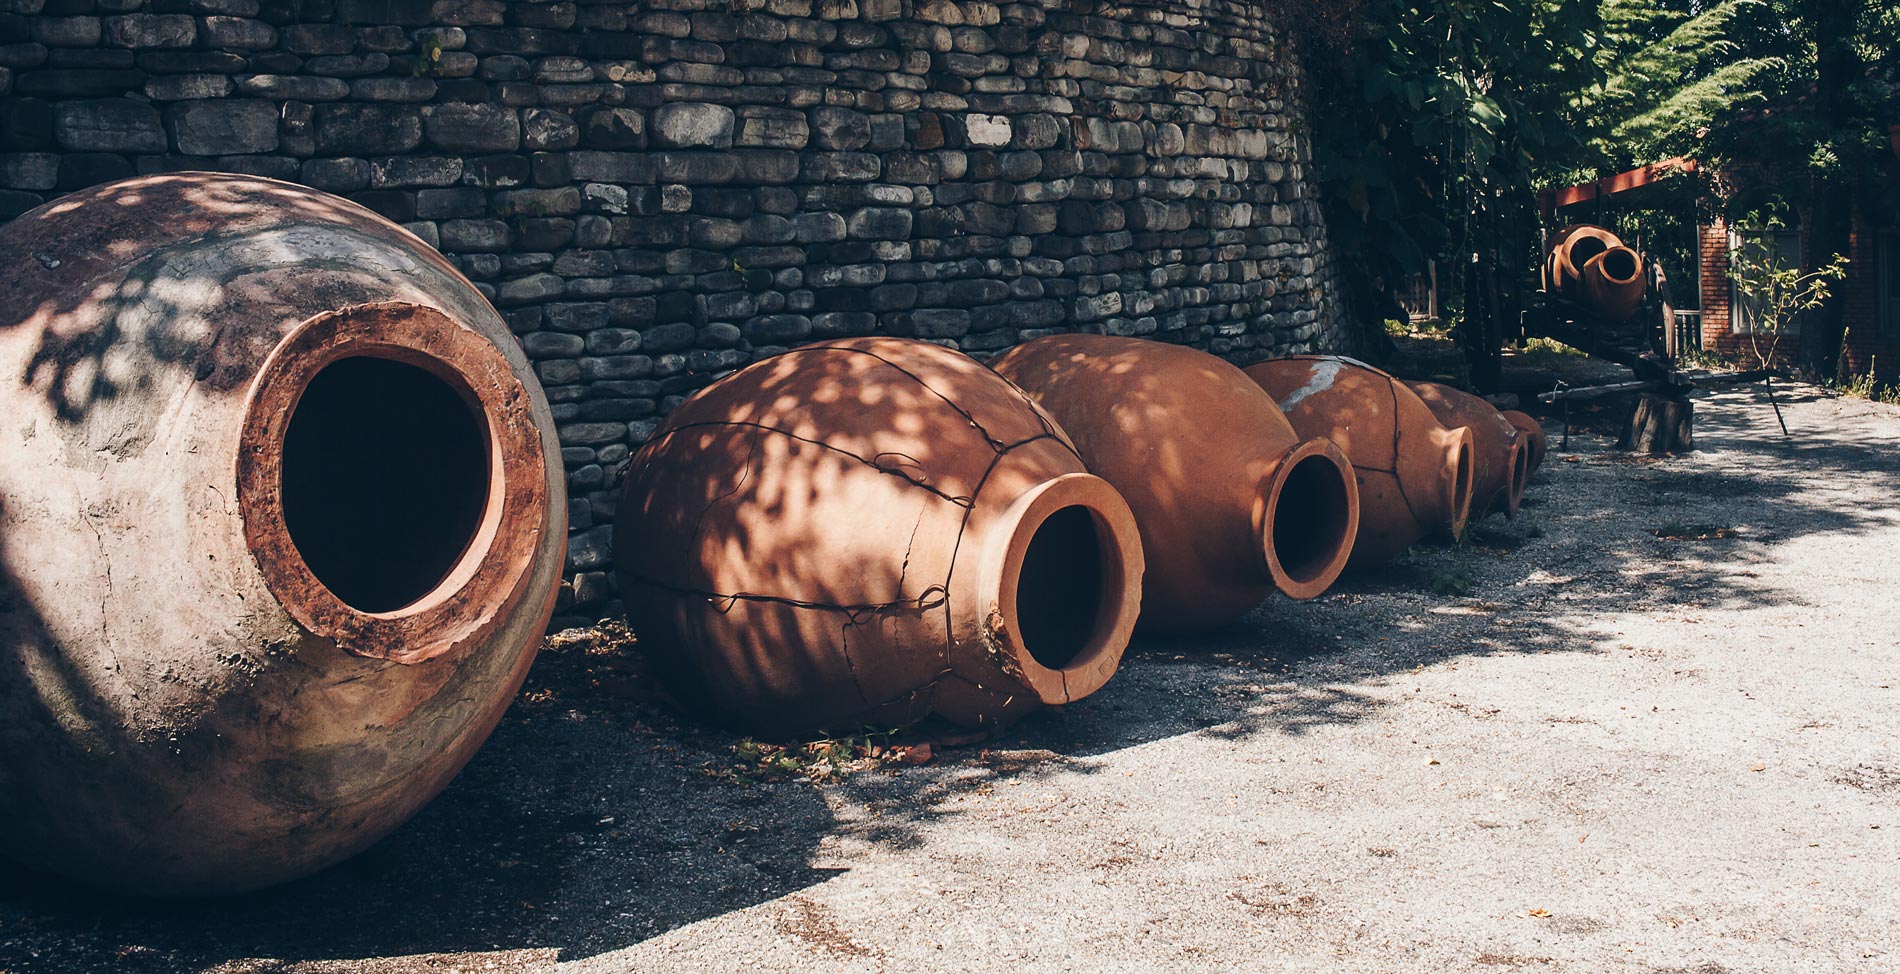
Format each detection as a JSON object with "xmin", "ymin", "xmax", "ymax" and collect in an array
[
  {"xmin": 1255, "ymin": 437, "xmax": 1360, "ymax": 601},
  {"xmin": 1551, "ymin": 225, "xmax": 1623, "ymax": 289},
  {"xmin": 1501, "ymin": 411, "xmax": 1545, "ymax": 473},
  {"xmin": 1584, "ymin": 245, "xmax": 1643, "ymax": 286},
  {"xmin": 1442, "ymin": 425, "xmax": 1477, "ymax": 539},
  {"xmin": 1501, "ymin": 436, "xmax": 1532, "ymax": 518},
  {"xmin": 237, "ymin": 302, "xmax": 549, "ymax": 664},
  {"xmin": 983, "ymin": 472, "xmax": 1144, "ymax": 706}
]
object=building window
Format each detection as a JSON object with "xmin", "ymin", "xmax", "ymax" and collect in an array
[
  {"xmin": 1881, "ymin": 229, "xmax": 1900, "ymax": 336},
  {"xmin": 1730, "ymin": 228, "xmax": 1804, "ymax": 335}
]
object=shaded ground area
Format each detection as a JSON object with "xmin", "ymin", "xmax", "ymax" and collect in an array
[{"xmin": 3, "ymin": 377, "xmax": 1896, "ymax": 974}]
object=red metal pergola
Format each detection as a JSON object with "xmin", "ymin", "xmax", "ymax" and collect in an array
[{"xmin": 1537, "ymin": 156, "xmax": 1698, "ymax": 221}]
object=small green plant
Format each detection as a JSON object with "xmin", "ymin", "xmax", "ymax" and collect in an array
[
  {"xmin": 1650, "ymin": 522, "xmax": 1739, "ymax": 541},
  {"xmin": 1675, "ymin": 346, "xmax": 1737, "ymax": 371},
  {"xmin": 1840, "ymin": 366, "xmax": 1879, "ymax": 400},
  {"xmin": 709, "ymin": 728, "xmax": 918, "ymax": 786},
  {"xmin": 1727, "ymin": 244, "xmax": 1848, "ymax": 370},
  {"xmin": 412, "ymin": 33, "xmax": 445, "ymax": 77},
  {"xmin": 1522, "ymin": 336, "xmax": 1583, "ymax": 357},
  {"xmin": 1428, "ymin": 571, "xmax": 1471, "ymax": 596}
]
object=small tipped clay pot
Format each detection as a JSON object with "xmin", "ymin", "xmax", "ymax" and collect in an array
[
  {"xmin": 991, "ymin": 335, "xmax": 1360, "ymax": 635},
  {"xmin": 1406, "ymin": 381, "xmax": 1531, "ymax": 519},
  {"xmin": 615, "ymin": 337, "xmax": 1146, "ymax": 736},
  {"xmin": 0, "ymin": 174, "xmax": 565, "ymax": 895},
  {"xmin": 1501, "ymin": 410, "xmax": 1547, "ymax": 472},
  {"xmin": 1579, "ymin": 245, "xmax": 1645, "ymax": 320},
  {"xmin": 1545, "ymin": 224, "xmax": 1622, "ymax": 296},
  {"xmin": 1245, "ymin": 357, "xmax": 1476, "ymax": 567}
]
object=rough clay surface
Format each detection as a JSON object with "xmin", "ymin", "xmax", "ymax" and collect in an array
[{"xmin": 2, "ymin": 380, "xmax": 1894, "ymax": 972}]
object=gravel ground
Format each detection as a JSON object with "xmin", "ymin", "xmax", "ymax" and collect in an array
[{"xmin": 3, "ymin": 376, "xmax": 1896, "ymax": 974}]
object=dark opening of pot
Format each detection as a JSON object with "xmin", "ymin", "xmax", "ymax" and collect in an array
[
  {"xmin": 1571, "ymin": 236, "xmax": 1609, "ymax": 268},
  {"xmin": 1272, "ymin": 454, "xmax": 1353, "ymax": 585},
  {"xmin": 1453, "ymin": 442, "xmax": 1475, "ymax": 523},
  {"xmin": 1014, "ymin": 505, "xmax": 1105, "ymax": 670},
  {"xmin": 1510, "ymin": 440, "xmax": 1532, "ymax": 506},
  {"xmin": 282, "ymin": 356, "xmax": 491, "ymax": 613},
  {"xmin": 1601, "ymin": 248, "xmax": 1639, "ymax": 281}
]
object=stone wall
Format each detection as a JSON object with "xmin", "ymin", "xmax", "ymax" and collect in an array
[{"xmin": 0, "ymin": 0, "xmax": 1350, "ymax": 626}]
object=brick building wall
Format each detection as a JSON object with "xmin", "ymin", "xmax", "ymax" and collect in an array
[
  {"xmin": 1697, "ymin": 210, "xmax": 1898, "ymax": 377},
  {"xmin": 0, "ymin": 0, "xmax": 1351, "ymax": 625}
]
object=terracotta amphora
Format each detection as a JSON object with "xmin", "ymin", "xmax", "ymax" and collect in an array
[
  {"xmin": 1406, "ymin": 381, "xmax": 1531, "ymax": 519},
  {"xmin": 615, "ymin": 337, "xmax": 1145, "ymax": 736},
  {"xmin": 1545, "ymin": 224, "xmax": 1622, "ymax": 296},
  {"xmin": 0, "ymin": 174, "xmax": 566, "ymax": 895},
  {"xmin": 1245, "ymin": 356, "xmax": 1476, "ymax": 567},
  {"xmin": 1579, "ymin": 245, "xmax": 1646, "ymax": 320},
  {"xmin": 1501, "ymin": 410, "xmax": 1548, "ymax": 472},
  {"xmin": 991, "ymin": 334, "xmax": 1359, "ymax": 635}
]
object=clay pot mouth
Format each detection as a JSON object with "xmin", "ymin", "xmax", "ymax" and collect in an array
[
  {"xmin": 1595, "ymin": 246, "xmax": 1641, "ymax": 284},
  {"xmin": 1503, "ymin": 438, "xmax": 1532, "ymax": 518},
  {"xmin": 1445, "ymin": 429, "xmax": 1476, "ymax": 539},
  {"xmin": 238, "ymin": 302, "xmax": 549, "ymax": 664},
  {"xmin": 1569, "ymin": 235, "xmax": 1610, "ymax": 270},
  {"xmin": 985, "ymin": 473, "xmax": 1144, "ymax": 706},
  {"xmin": 1257, "ymin": 437, "xmax": 1359, "ymax": 600}
]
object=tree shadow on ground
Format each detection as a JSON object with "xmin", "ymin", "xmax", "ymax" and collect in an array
[
  {"xmin": 0, "ymin": 638, "xmax": 844, "ymax": 971},
  {"xmin": 800, "ymin": 378, "xmax": 1898, "ymax": 847},
  {"xmin": 1, "ymin": 381, "xmax": 1891, "ymax": 972}
]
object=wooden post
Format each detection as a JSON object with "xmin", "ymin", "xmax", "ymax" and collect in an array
[{"xmin": 1621, "ymin": 393, "xmax": 1694, "ymax": 453}]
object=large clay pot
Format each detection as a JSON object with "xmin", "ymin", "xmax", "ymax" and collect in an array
[
  {"xmin": 1579, "ymin": 245, "xmax": 1645, "ymax": 320},
  {"xmin": 1501, "ymin": 410, "xmax": 1548, "ymax": 472},
  {"xmin": 0, "ymin": 174, "xmax": 566, "ymax": 895},
  {"xmin": 1244, "ymin": 357, "xmax": 1475, "ymax": 567},
  {"xmin": 1545, "ymin": 224, "xmax": 1622, "ymax": 296},
  {"xmin": 1405, "ymin": 381, "xmax": 1531, "ymax": 519},
  {"xmin": 614, "ymin": 337, "xmax": 1145, "ymax": 736},
  {"xmin": 991, "ymin": 335, "xmax": 1359, "ymax": 635}
]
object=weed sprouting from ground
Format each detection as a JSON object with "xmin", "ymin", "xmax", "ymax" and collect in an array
[
  {"xmin": 1649, "ymin": 522, "xmax": 1740, "ymax": 541},
  {"xmin": 709, "ymin": 730, "xmax": 934, "ymax": 786}
]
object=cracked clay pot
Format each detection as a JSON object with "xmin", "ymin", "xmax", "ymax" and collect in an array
[
  {"xmin": 614, "ymin": 337, "xmax": 1145, "ymax": 737},
  {"xmin": 0, "ymin": 174, "xmax": 566, "ymax": 895},
  {"xmin": 1405, "ymin": 381, "xmax": 1532, "ymax": 519},
  {"xmin": 991, "ymin": 334, "xmax": 1359, "ymax": 635},
  {"xmin": 1544, "ymin": 223, "xmax": 1621, "ymax": 296},
  {"xmin": 1501, "ymin": 410, "xmax": 1548, "ymax": 473},
  {"xmin": 1244, "ymin": 356, "xmax": 1476, "ymax": 567}
]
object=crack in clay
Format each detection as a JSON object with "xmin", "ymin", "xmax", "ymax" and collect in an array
[{"xmin": 624, "ymin": 345, "xmax": 1087, "ymax": 715}]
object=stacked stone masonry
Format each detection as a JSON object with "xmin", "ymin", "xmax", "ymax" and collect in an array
[{"xmin": 0, "ymin": 0, "xmax": 1349, "ymax": 625}]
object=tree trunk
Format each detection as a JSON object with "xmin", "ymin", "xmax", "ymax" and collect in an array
[
  {"xmin": 1799, "ymin": 0, "xmax": 1863, "ymax": 376},
  {"xmin": 1621, "ymin": 394, "xmax": 1694, "ymax": 454}
]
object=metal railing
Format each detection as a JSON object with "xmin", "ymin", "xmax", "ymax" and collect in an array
[{"xmin": 1668, "ymin": 309, "xmax": 1701, "ymax": 359}]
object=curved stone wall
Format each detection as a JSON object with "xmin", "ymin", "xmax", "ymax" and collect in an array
[{"xmin": 0, "ymin": 0, "xmax": 1348, "ymax": 622}]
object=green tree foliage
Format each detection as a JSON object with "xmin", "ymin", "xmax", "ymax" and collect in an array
[
  {"xmin": 1556, "ymin": 0, "xmax": 1897, "ymax": 371},
  {"xmin": 1728, "ymin": 241, "xmax": 1848, "ymax": 368},
  {"xmin": 1292, "ymin": 0, "xmax": 1600, "ymax": 361},
  {"xmin": 1570, "ymin": 1, "xmax": 1784, "ymax": 175}
]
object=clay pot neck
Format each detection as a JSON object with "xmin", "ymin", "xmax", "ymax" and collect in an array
[
  {"xmin": 237, "ymin": 302, "xmax": 550, "ymax": 663},
  {"xmin": 1502, "ymin": 437, "xmax": 1532, "ymax": 517},
  {"xmin": 1252, "ymin": 438, "xmax": 1358, "ymax": 600},
  {"xmin": 1595, "ymin": 246, "xmax": 1641, "ymax": 284},
  {"xmin": 1433, "ymin": 424, "xmax": 1477, "ymax": 538},
  {"xmin": 980, "ymin": 473, "xmax": 1143, "ymax": 705}
]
